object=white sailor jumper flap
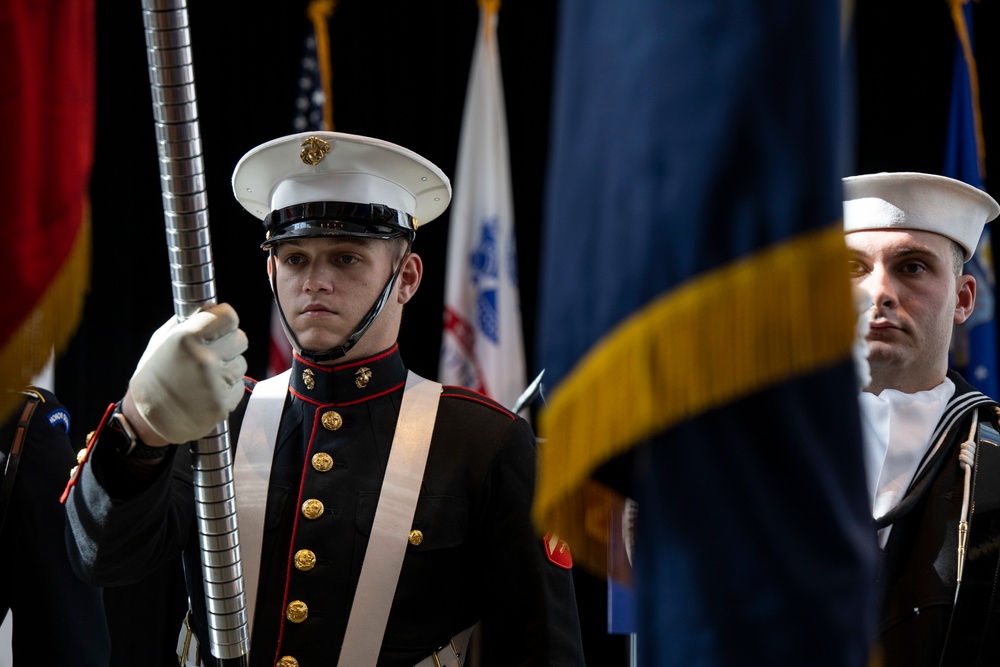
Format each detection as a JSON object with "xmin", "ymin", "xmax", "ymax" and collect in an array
[{"xmin": 875, "ymin": 371, "xmax": 1000, "ymax": 667}]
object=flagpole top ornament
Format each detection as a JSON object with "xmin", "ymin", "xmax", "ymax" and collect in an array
[
  {"xmin": 843, "ymin": 172, "xmax": 999, "ymax": 261},
  {"xmin": 232, "ymin": 131, "xmax": 451, "ymax": 247}
]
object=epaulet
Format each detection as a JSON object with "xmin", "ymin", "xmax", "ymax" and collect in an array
[{"xmin": 440, "ymin": 385, "xmax": 516, "ymax": 420}]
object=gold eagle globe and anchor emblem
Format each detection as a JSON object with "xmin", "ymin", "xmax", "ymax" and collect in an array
[
  {"xmin": 354, "ymin": 367, "xmax": 372, "ymax": 389},
  {"xmin": 302, "ymin": 368, "xmax": 316, "ymax": 390},
  {"xmin": 299, "ymin": 136, "xmax": 330, "ymax": 166}
]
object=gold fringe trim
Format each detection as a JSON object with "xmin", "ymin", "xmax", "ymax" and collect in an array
[
  {"xmin": 534, "ymin": 224, "xmax": 856, "ymax": 575},
  {"xmin": 0, "ymin": 206, "xmax": 91, "ymax": 422}
]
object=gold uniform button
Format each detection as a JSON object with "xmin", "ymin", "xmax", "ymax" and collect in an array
[
  {"xmin": 69, "ymin": 465, "xmax": 78, "ymax": 479},
  {"xmin": 277, "ymin": 657, "xmax": 299, "ymax": 667},
  {"xmin": 408, "ymin": 529, "xmax": 424, "ymax": 546},
  {"xmin": 301, "ymin": 499, "xmax": 325, "ymax": 520},
  {"xmin": 76, "ymin": 448, "xmax": 87, "ymax": 464},
  {"xmin": 321, "ymin": 410, "xmax": 342, "ymax": 431},
  {"xmin": 285, "ymin": 600, "xmax": 308, "ymax": 623},
  {"xmin": 294, "ymin": 549, "xmax": 317, "ymax": 571},
  {"xmin": 311, "ymin": 452, "xmax": 334, "ymax": 472}
]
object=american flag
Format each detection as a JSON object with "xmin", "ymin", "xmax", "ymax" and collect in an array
[
  {"xmin": 268, "ymin": 2, "xmax": 335, "ymax": 377},
  {"xmin": 293, "ymin": 31, "xmax": 327, "ymax": 133}
]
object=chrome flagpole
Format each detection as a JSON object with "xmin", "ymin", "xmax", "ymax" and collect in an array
[{"xmin": 141, "ymin": 0, "xmax": 250, "ymax": 663}]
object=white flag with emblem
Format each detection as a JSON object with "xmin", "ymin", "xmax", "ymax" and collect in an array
[{"xmin": 440, "ymin": 0, "xmax": 526, "ymax": 410}]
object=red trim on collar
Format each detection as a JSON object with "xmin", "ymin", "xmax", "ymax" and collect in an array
[
  {"xmin": 292, "ymin": 343, "xmax": 400, "ymax": 373},
  {"xmin": 289, "ymin": 379, "xmax": 406, "ymax": 408},
  {"xmin": 337, "ymin": 380, "xmax": 406, "ymax": 407}
]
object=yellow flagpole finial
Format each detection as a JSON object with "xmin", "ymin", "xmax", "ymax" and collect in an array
[
  {"xmin": 479, "ymin": 0, "xmax": 501, "ymax": 17},
  {"xmin": 306, "ymin": 0, "xmax": 338, "ymax": 131}
]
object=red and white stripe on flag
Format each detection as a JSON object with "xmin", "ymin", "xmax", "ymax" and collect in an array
[{"xmin": 439, "ymin": 1, "xmax": 526, "ymax": 411}]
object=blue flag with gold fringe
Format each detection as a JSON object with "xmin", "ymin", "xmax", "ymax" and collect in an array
[
  {"xmin": 534, "ymin": 1, "xmax": 876, "ymax": 664},
  {"xmin": 946, "ymin": 0, "xmax": 997, "ymax": 399}
]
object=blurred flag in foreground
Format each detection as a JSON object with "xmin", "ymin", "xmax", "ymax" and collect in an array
[
  {"xmin": 946, "ymin": 0, "xmax": 997, "ymax": 399},
  {"xmin": 269, "ymin": 0, "xmax": 337, "ymax": 378},
  {"xmin": 439, "ymin": 0, "xmax": 526, "ymax": 409},
  {"xmin": 534, "ymin": 1, "xmax": 875, "ymax": 664},
  {"xmin": 0, "ymin": 0, "xmax": 95, "ymax": 420}
]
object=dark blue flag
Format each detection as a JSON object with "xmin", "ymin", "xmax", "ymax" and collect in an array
[
  {"xmin": 534, "ymin": 1, "xmax": 876, "ymax": 664},
  {"xmin": 946, "ymin": 0, "xmax": 997, "ymax": 399}
]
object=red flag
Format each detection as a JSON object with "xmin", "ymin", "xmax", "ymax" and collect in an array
[{"xmin": 0, "ymin": 0, "xmax": 95, "ymax": 419}]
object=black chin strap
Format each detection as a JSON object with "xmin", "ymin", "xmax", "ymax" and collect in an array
[{"xmin": 268, "ymin": 240, "xmax": 412, "ymax": 364}]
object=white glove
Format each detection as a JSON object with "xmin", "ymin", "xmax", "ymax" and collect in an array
[{"xmin": 128, "ymin": 303, "xmax": 249, "ymax": 444}]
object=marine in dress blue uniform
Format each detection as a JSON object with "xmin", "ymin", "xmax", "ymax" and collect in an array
[{"xmin": 64, "ymin": 131, "xmax": 584, "ymax": 666}]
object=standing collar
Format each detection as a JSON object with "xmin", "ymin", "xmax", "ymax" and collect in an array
[{"xmin": 289, "ymin": 343, "xmax": 407, "ymax": 406}]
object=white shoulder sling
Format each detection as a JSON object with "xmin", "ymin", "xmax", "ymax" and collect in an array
[{"xmin": 229, "ymin": 370, "xmax": 450, "ymax": 665}]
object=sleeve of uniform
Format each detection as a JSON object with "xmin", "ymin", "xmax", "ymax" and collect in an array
[
  {"xmin": 64, "ymin": 409, "xmax": 197, "ymax": 587},
  {"xmin": 0, "ymin": 388, "xmax": 111, "ymax": 666},
  {"xmin": 478, "ymin": 415, "xmax": 585, "ymax": 664}
]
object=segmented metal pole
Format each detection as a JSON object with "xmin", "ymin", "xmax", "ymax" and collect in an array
[{"xmin": 141, "ymin": 1, "xmax": 250, "ymax": 663}]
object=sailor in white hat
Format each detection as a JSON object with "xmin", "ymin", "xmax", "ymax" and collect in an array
[
  {"xmin": 843, "ymin": 171, "xmax": 1000, "ymax": 665},
  {"xmin": 65, "ymin": 131, "xmax": 585, "ymax": 667}
]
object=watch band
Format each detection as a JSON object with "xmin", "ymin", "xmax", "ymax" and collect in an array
[{"xmin": 109, "ymin": 402, "xmax": 168, "ymax": 459}]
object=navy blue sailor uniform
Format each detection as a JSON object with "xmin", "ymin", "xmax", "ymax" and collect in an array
[
  {"xmin": 875, "ymin": 371, "xmax": 1000, "ymax": 666},
  {"xmin": 65, "ymin": 345, "xmax": 584, "ymax": 666}
]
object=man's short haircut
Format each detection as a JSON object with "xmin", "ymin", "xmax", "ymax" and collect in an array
[{"xmin": 950, "ymin": 240, "xmax": 965, "ymax": 276}]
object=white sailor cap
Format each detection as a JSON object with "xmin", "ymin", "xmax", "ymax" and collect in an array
[
  {"xmin": 232, "ymin": 131, "xmax": 452, "ymax": 248},
  {"xmin": 843, "ymin": 172, "xmax": 999, "ymax": 261}
]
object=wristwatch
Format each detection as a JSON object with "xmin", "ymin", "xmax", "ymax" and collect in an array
[{"xmin": 109, "ymin": 402, "xmax": 168, "ymax": 459}]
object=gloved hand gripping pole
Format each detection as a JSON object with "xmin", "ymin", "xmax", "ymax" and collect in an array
[{"xmin": 141, "ymin": 1, "xmax": 250, "ymax": 664}]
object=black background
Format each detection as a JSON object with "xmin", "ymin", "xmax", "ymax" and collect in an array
[
  {"xmin": 57, "ymin": 0, "xmax": 1000, "ymax": 430},
  {"xmin": 52, "ymin": 1, "xmax": 1000, "ymax": 663}
]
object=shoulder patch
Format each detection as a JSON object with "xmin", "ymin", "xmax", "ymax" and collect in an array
[
  {"xmin": 543, "ymin": 533, "xmax": 573, "ymax": 569},
  {"xmin": 46, "ymin": 408, "xmax": 71, "ymax": 433}
]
